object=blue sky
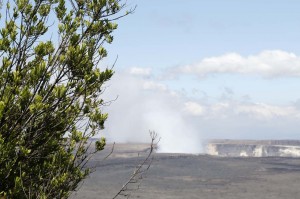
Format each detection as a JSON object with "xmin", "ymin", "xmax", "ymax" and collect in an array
[
  {"xmin": 108, "ymin": 0, "xmax": 300, "ymax": 66},
  {"xmin": 102, "ymin": 0, "xmax": 300, "ymax": 153}
]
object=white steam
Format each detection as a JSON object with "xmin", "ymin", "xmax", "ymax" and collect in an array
[{"xmin": 102, "ymin": 71, "xmax": 202, "ymax": 153}]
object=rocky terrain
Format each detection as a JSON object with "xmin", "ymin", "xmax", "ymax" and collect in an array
[{"xmin": 71, "ymin": 142, "xmax": 300, "ymax": 199}]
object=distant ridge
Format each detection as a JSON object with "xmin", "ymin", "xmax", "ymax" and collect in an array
[
  {"xmin": 209, "ymin": 139, "xmax": 300, "ymax": 146},
  {"xmin": 206, "ymin": 139, "xmax": 300, "ymax": 157}
]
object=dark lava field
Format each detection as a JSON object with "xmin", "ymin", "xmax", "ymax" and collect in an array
[{"xmin": 71, "ymin": 144, "xmax": 300, "ymax": 199}]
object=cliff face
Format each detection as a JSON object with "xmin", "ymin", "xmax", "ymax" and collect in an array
[{"xmin": 206, "ymin": 140, "xmax": 300, "ymax": 157}]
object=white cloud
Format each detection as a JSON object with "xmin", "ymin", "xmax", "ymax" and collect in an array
[
  {"xmin": 178, "ymin": 50, "xmax": 300, "ymax": 77},
  {"xmin": 183, "ymin": 101, "xmax": 206, "ymax": 116},
  {"xmin": 129, "ymin": 67, "xmax": 152, "ymax": 76},
  {"xmin": 143, "ymin": 81, "xmax": 167, "ymax": 91},
  {"xmin": 183, "ymin": 101, "xmax": 300, "ymax": 120},
  {"xmin": 235, "ymin": 103, "xmax": 300, "ymax": 119}
]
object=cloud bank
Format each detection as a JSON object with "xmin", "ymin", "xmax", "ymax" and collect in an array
[
  {"xmin": 183, "ymin": 101, "xmax": 300, "ymax": 120},
  {"xmin": 178, "ymin": 50, "xmax": 300, "ymax": 77},
  {"xmin": 102, "ymin": 50, "xmax": 300, "ymax": 153}
]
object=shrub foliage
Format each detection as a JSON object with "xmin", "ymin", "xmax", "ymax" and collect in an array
[{"xmin": 0, "ymin": 0, "xmax": 129, "ymax": 197}]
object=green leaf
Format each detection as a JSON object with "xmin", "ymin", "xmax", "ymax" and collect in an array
[
  {"xmin": 0, "ymin": 101, "xmax": 5, "ymax": 119},
  {"xmin": 95, "ymin": 137, "xmax": 106, "ymax": 151}
]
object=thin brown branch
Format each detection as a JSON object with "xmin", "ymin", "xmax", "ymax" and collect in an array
[{"xmin": 112, "ymin": 131, "xmax": 159, "ymax": 199}]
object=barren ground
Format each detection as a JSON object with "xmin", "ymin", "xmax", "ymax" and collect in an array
[{"xmin": 71, "ymin": 143, "xmax": 300, "ymax": 199}]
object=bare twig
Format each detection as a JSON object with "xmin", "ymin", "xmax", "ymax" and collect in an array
[
  {"xmin": 103, "ymin": 142, "xmax": 116, "ymax": 160},
  {"xmin": 112, "ymin": 131, "xmax": 159, "ymax": 199}
]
